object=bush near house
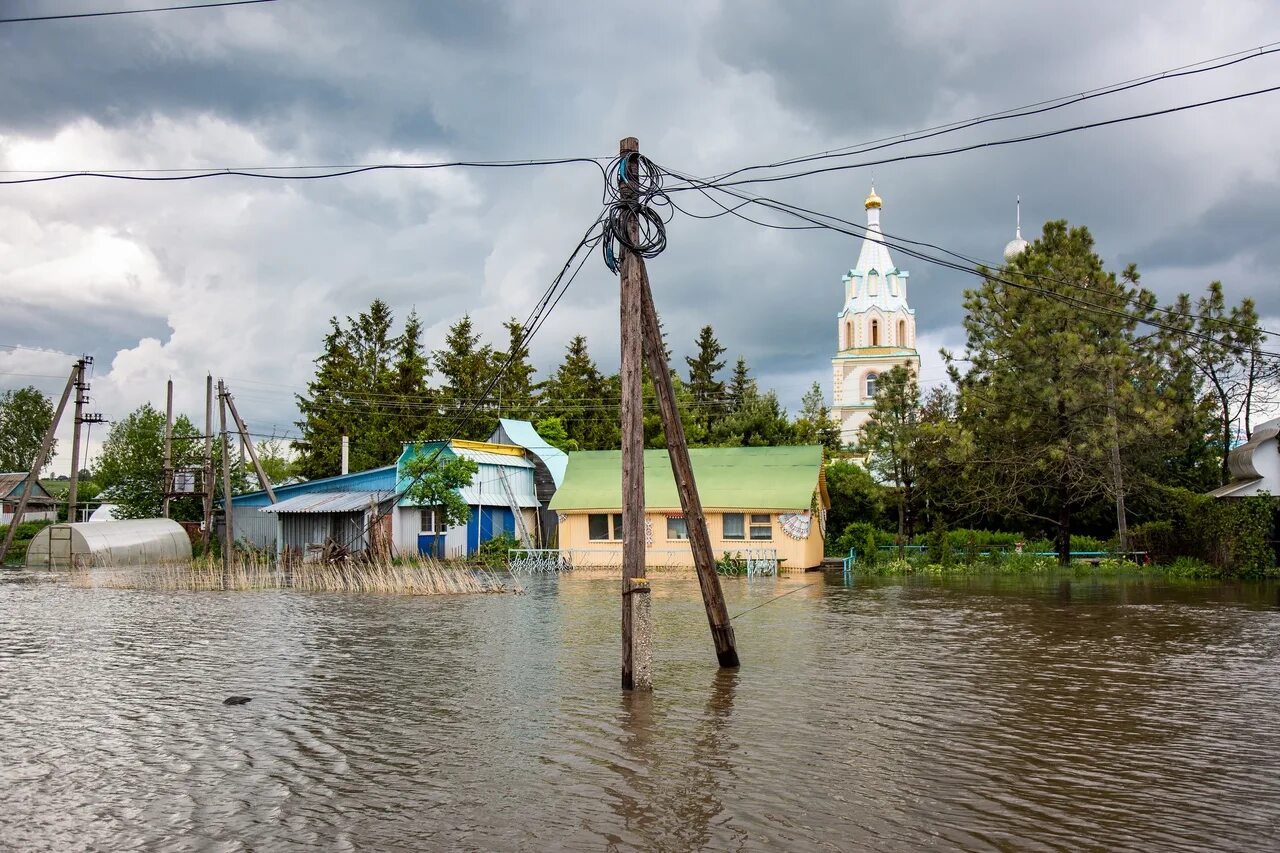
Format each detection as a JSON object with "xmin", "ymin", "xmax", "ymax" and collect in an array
[{"xmin": 0, "ymin": 519, "xmax": 55, "ymax": 564}]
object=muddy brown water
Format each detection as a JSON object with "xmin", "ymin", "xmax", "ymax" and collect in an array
[{"xmin": 2, "ymin": 570, "xmax": 1279, "ymax": 851}]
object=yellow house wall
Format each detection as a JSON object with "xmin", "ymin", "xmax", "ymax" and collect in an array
[{"xmin": 557, "ymin": 509, "xmax": 824, "ymax": 571}]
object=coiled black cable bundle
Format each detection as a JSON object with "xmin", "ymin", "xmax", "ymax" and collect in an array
[{"xmin": 601, "ymin": 152, "xmax": 671, "ymax": 273}]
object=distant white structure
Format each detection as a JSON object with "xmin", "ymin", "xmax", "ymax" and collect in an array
[
  {"xmin": 1004, "ymin": 196, "xmax": 1030, "ymax": 261},
  {"xmin": 830, "ymin": 186, "xmax": 920, "ymax": 446},
  {"xmin": 88, "ymin": 503, "xmax": 119, "ymax": 522},
  {"xmin": 1208, "ymin": 417, "xmax": 1280, "ymax": 498}
]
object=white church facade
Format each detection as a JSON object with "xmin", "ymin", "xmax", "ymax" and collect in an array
[{"xmin": 830, "ymin": 187, "xmax": 921, "ymax": 446}]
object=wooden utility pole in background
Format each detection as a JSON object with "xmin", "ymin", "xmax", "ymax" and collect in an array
[
  {"xmin": 162, "ymin": 378, "xmax": 174, "ymax": 519},
  {"xmin": 217, "ymin": 379, "xmax": 234, "ymax": 569},
  {"xmin": 0, "ymin": 363, "xmax": 76, "ymax": 564},
  {"xmin": 618, "ymin": 137, "xmax": 648, "ymax": 690},
  {"xmin": 224, "ymin": 388, "xmax": 277, "ymax": 503},
  {"xmin": 616, "ymin": 137, "xmax": 740, "ymax": 687},
  {"xmin": 201, "ymin": 374, "xmax": 214, "ymax": 552}
]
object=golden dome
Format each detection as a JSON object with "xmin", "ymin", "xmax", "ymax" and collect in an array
[{"xmin": 864, "ymin": 186, "xmax": 882, "ymax": 209}]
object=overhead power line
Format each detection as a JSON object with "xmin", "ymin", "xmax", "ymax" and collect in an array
[
  {"xmin": 0, "ymin": 157, "xmax": 610, "ymax": 185},
  {"xmin": 665, "ymin": 176, "xmax": 1280, "ymax": 360},
  {"xmin": 665, "ymin": 83, "xmax": 1280, "ymax": 193},
  {"xmin": 664, "ymin": 171, "xmax": 1280, "ymax": 342},
  {"xmin": 706, "ymin": 41, "xmax": 1280, "ymax": 183},
  {"xmin": 0, "ymin": 0, "xmax": 276, "ymax": 24}
]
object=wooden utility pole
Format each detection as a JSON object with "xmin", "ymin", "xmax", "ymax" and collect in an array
[
  {"xmin": 66, "ymin": 358, "xmax": 86, "ymax": 524},
  {"xmin": 0, "ymin": 364, "xmax": 76, "ymax": 564},
  {"xmin": 201, "ymin": 374, "xmax": 214, "ymax": 552},
  {"xmin": 217, "ymin": 380, "xmax": 234, "ymax": 569},
  {"xmin": 618, "ymin": 137, "xmax": 648, "ymax": 690},
  {"xmin": 224, "ymin": 388, "xmax": 277, "ymax": 503},
  {"xmin": 615, "ymin": 136, "xmax": 740, "ymax": 685},
  {"xmin": 162, "ymin": 378, "xmax": 174, "ymax": 519},
  {"xmin": 640, "ymin": 279, "xmax": 739, "ymax": 667}
]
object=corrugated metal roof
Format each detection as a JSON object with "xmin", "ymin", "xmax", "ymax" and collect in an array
[
  {"xmin": 260, "ymin": 490, "xmax": 395, "ymax": 514},
  {"xmin": 451, "ymin": 446, "xmax": 534, "ymax": 468},
  {"xmin": 230, "ymin": 465, "xmax": 397, "ymax": 508}
]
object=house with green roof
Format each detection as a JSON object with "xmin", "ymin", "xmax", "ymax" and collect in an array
[{"xmin": 548, "ymin": 445, "xmax": 830, "ymax": 570}]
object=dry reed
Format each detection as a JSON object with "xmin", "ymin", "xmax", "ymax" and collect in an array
[{"xmin": 69, "ymin": 552, "xmax": 508, "ymax": 595}]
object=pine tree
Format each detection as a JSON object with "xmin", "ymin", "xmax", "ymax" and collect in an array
[
  {"xmin": 541, "ymin": 335, "xmax": 618, "ymax": 449},
  {"xmin": 794, "ymin": 381, "xmax": 842, "ymax": 454},
  {"xmin": 727, "ymin": 357, "xmax": 756, "ymax": 412},
  {"xmin": 859, "ymin": 366, "xmax": 920, "ymax": 541},
  {"xmin": 495, "ymin": 318, "xmax": 537, "ymax": 421},
  {"xmin": 434, "ymin": 314, "xmax": 496, "ymax": 441},
  {"xmin": 685, "ymin": 325, "xmax": 727, "ymax": 432},
  {"xmin": 392, "ymin": 309, "xmax": 434, "ymax": 440}
]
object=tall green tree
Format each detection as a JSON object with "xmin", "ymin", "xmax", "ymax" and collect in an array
[
  {"xmin": 1173, "ymin": 281, "xmax": 1275, "ymax": 482},
  {"xmin": 295, "ymin": 300, "xmax": 429, "ymax": 478},
  {"xmin": 859, "ymin": 366, "xmax": 920, "ymax": 541},
  {"xmin": 495, "ymin": 318, "xmax": 537, "ymax": 421},
  {"xmin": 707, "ymin": 389, "xmax": 794, "ymax": 447},
  {"xmin": 948, "ymin": 220, "xmax": 1172, "ymax": 565},
  {"xmin": 434, "ymin": 314, "xmax": 497, "ymax": 441},
  {"xmin": 685, "ymin": 325, "xmax": 727, "ymax": 432},
  {"xmin": 93, "ymin": 404, "xmax": 216, "ymax": 520},
  {"xmin": 794, "ymin": 381, "xmax": 842, "ymax": 454},
  {"xmin": 0, "ymin": 386, "xmax": 55, "ymax": 473},
  {"xmin": 727, "ymin": 357, "xmax": 756, "ymax": 412},
  {"xmin": 540, "ymin": 335, "xmax": 618, "ymax": 450}
]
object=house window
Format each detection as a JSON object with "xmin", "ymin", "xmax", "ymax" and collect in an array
[
  {"xmin": 866, "ymin": 372, "xmax": 878, "ymax": 399},
  {"xmin": 723, "ymin": 513, "xmax": 745, "ymax": 540},
  {"xmin": 667, "ymin": 516, "xmax": 689, "ymax": 540},
  {"xmin": 589, "ymin": 513, "xmax": 624, "ymax": 541},
  {"xmin": 749, "ymin": 514, "xmax": 772, "ymax": 540},
  {"xmin": 419, "ymin": 507, "xmax": 445, "ymax": 533},
  {"xmin": 844, "ymin": 321, "xmax": 852, "ymax": 349}
]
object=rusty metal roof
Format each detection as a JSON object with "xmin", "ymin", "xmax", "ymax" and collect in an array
[{"xmin": 258, "ymin": 490, "xmax": 395, "ymax": 514}]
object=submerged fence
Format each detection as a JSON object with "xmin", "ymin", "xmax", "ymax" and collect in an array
[{"xmin": 507, "ymin": 547, "xmax": 780, "ymax": 576}]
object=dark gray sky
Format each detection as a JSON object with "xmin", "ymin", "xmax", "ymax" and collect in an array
[{"xmin": 2, "ymin": 0, "xmax": 1278, "ymax": 473}]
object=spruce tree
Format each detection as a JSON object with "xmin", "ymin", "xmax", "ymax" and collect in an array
[
  {"xmin": 495, "ymin": 318, "xmax": 537, "ymax": 422},
  {"xmin": 541, "ymin": 335, "xmax": 618, "ymax": 449},
  {"xmin": 434, "ymin": 314, "xmax": 496, "ymax": 441},
  {"xmin": 727, "ymin": 357, "xmax": 756, "ymax": 412},
  {"xmin": 685, "ymin": 325, "xmax": 727, "ymax": 432}
]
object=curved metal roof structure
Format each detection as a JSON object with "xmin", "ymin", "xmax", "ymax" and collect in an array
[{"xmin": 25, "ymin": 519, "xmax": 192, "ymax": 568}]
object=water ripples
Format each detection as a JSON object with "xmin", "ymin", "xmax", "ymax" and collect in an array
[{"xmin": 1, "ymin": 571, "xmax": 1279, "ymax": 850}]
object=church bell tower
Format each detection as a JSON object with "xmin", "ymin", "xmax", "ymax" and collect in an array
[{"xmin": 830, "ymin": 186, "xmax": 921, "ymax": 447}]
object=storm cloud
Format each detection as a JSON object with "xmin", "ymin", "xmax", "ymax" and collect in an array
[{"xmin": 2, "ymin": 0, "xmax": 1277, "ymax": 472}]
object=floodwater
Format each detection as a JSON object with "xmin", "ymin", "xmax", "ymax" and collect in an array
[{"xmin": 2, "ymin": 571, "xmax": 1280, "ymax": 852}]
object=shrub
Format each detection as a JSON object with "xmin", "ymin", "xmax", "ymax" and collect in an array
[{"xmin": 476, "ymin": 533, "xmax": 519, "ymax": 569}]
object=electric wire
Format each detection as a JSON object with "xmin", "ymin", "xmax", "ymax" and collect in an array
[
  {"xmin": 0, "ymin": 157, "xmax": 610, "ymax": 185},
  {"xmin": 706, "ymin": 42, "xmax": 1280, "ymax": 183},
  {"xmin": 664, "ymin": 83, "xmax": 1280, "ymax": 193},
  {"xmin": 663, "ymin": 167, "xmax": 1280, "ymax": 347},
  {"xmin": 0, "ymin": 0, "xmax": 277, "ymax": 24},
  {"xmin": 663, "ymin": 174, "xmax": 1280, "ymax": 359}
]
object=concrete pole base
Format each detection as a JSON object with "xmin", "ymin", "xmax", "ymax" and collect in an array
[{"xmin": 631, "ymin": 582, "xmax": 653, "ymax": 691}]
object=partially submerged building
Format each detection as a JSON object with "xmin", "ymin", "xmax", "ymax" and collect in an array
[
  {"xmin": 26, "ymin": 519, "xmax": 192, "ymax": 568},
  {"xmin": 549, "ymin": 445, "xmax": 830, "ymax": 570},
  {"xmin": 393, "ymin": 439, "xmax": 539, "ymax": 558},
  {"xmin": 1, "ymin": 472, "xmax": 58, "ymax": 527},
  {"xmin": 488, "ymin": 418, "xmax": 568, "ymax": 546}
]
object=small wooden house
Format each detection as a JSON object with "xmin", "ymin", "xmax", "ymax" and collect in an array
[
  {"xmin": 0, "ymin": 472, "xmax": 57, "ymax": 527},
  {"xmin": 549, "ymin": 445, "xmax": 830, "ymax": 571}
]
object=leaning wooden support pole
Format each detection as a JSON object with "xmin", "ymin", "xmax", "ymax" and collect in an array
[
  {"xmin": 201, "ymin": 374, "xmax": 214, "ymax": 552},
  {"xmin": 0, "ymin": 364, "xmax": 76, "ymax": 564},
  {"xmin": 618, "ymin": 136, "xmax": 647, "ymax": 690},
  {"xmin": 639, "ymin": 274, "xmax": 740, "ymax": 668},
  {"xmin": 224, "ymin": 389, "xmax": 277, "ymax": 503}
]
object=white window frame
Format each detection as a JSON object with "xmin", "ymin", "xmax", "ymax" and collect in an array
[
  {"xmin": 749, "ymin": 513, "xmax": 772, "ymax": 541},
  {"xmin": 667, "ymin": 516, "xmax": 689, "ymax": 541},
  {"xmin": 722, "ymin": 512, "xmax": 745, "ymax": 540}
]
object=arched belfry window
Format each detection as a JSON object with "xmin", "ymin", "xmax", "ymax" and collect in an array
[
  {"xmin": 867, "ymin": 270, "xmax": 879, "ymax": 296},
  {"xmin": 870, "ymin": 319, "xmax": 880, "ymax": 346},
  {"xmin": 845, "ymin": 320, "xmax": 853, "ymax": 349},
  {"xmin": 898, "ymin": 319, "xmax": 906, "ymax": 346},
  {"xmin": 866, "ymin": 372, "xmax": 878, "ymax": 399}
]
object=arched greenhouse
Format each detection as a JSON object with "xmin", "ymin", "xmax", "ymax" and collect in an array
[{"xmin": 26, "ymin": 519, "xmax": 192, "ymax": 568}]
